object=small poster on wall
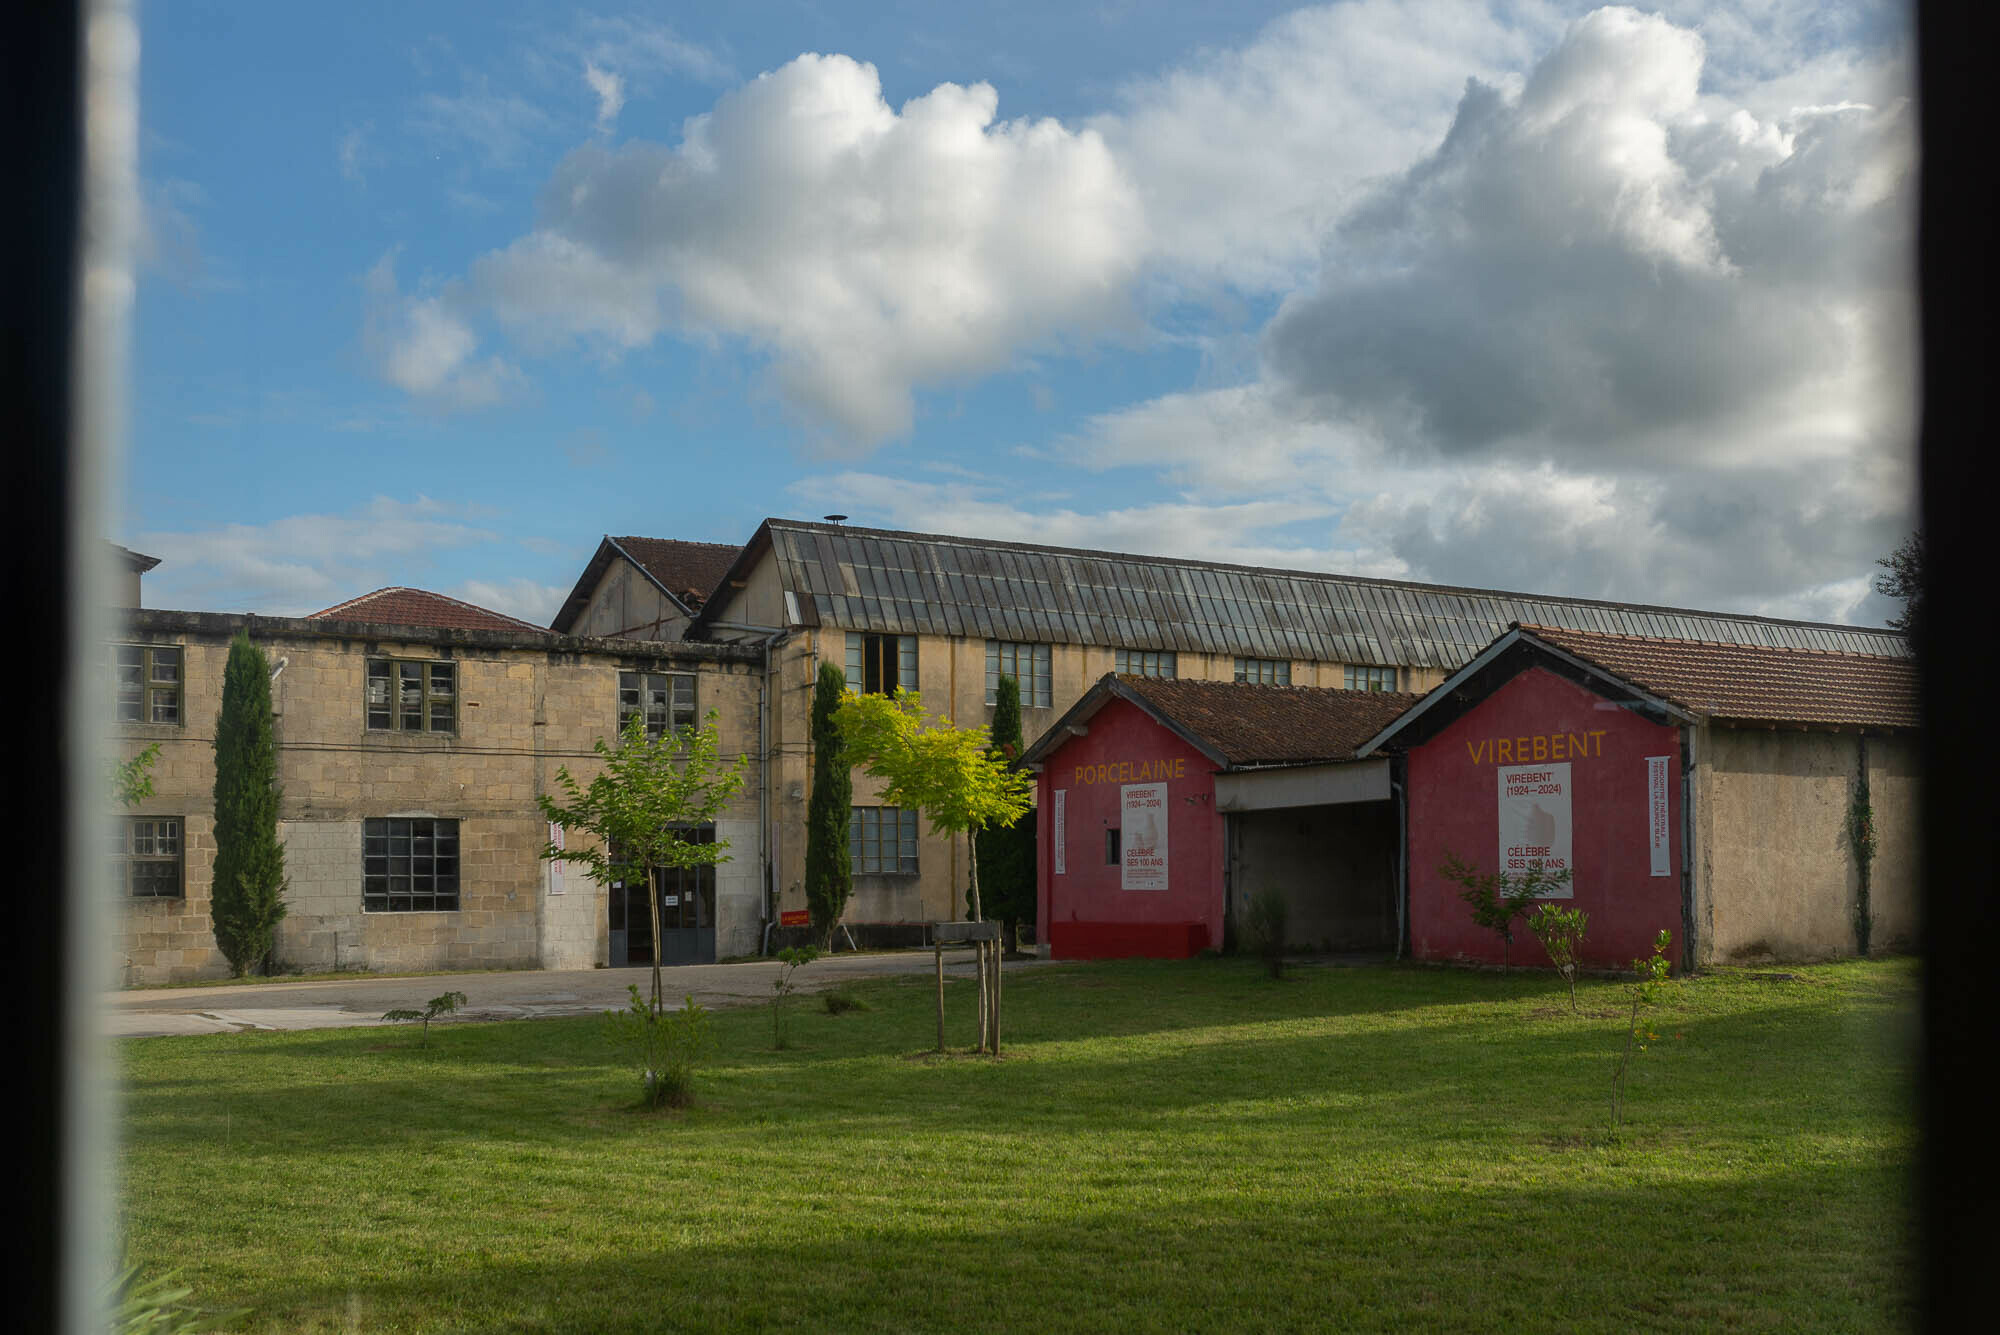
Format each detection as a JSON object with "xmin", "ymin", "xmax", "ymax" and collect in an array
[
  {"xmin": 1121, "ymin": 782, "xmax": 1168, "ymax": 891},
  {"xmin": 547, "ymin": 822, "xmax": 566, "ymax": 895},
  {"xmin": 1497, "ymin": 762, "xmax": 1573, "ymax": 896},
  {"xmin": 1053, "ymin": 789, "xmax": 1066, "ymax": 876},
  {"xmin": 1646, "ymin": 756, "xmax": 1671, "ymax": 876}
]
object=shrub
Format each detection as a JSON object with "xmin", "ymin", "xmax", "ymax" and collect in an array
[
  {"xmin": 210, "ymin": 630, "xmax": 288, "ymax": 976},
  {"xmin": 772, "ymin": 946, "xmax": 822, "ymax": 1049},
  {"xmin": 606, "ymin": 986, "xmax": 714, "ymax": 1109},
  {"xmin": 1242, "ymin": 888, "xmax": 1290, "ymax": 979},
  {"xmin": 1610, "ymin": 929, "xmax": 1674, "ymax": 1138},
  {"xmin": 1440, "ymin": 852, "xmax": 1572, "ymax": 972},
  {"xmin": 381, "ymin": 990, "xmax": 469, "ymax": 1048},
  {"xmin": 821, "ymin": 989, "xmax": 871, "ymax": 1015},
  {"xmin": 1528, "ymin": 904, "xmax": 1590, "ymax": 1010}
]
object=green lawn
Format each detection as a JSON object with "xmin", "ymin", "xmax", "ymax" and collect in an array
[{"xmin": 117, "ymin": 957, "xmax": 1916, "ymax": 1333}]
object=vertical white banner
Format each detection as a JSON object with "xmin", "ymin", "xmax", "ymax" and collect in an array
[
  {"xmin": 1646, "ymin": 756, "xmax": 1671, "ymax": 877},
  {"xmin": 1052, "ymin": 789, "xmax": 1066, "ymax": 876},
  {"xmin": 1497, "ymin": 763, "xmax": 1573, "ymax": 896},
  {"xmin": 547, "ymin": 821, "xmax": 566, "ymax": 895},
  {"xmin": 1121, "ymin": 782, "xmax": 1168, "ymax": 890}
]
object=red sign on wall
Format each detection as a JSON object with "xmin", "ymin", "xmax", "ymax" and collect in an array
[{"xmin": 780, "ymin": 909, "xmax": 811, "ymax": 927}]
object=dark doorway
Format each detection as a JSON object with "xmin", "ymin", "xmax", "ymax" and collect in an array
[{"xmin": 607, "ymin": 826, "xmax": 718, "ymax": 967}]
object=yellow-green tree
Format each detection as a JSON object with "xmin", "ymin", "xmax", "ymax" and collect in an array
[{"xmin": 833, "ymin": 688, "xmax": 1033, "ymax": 922}]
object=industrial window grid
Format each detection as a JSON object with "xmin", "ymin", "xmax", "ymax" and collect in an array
[
  {"xmin": 363, "ymin": 817, "xmax": 460, "ymax": 912},
  {"xmin": 112, "ymin": 817, "xmax": 183, "ymax": 898},
  {"xmin": 114, "ymin": 644, "xmax": 182, "ymax": 724},
  {"xmin": 986, "ymin": 640, "xmax": 1052, "ymax": 708},
  {"xmin": 619, "ymin": 670, "xmax": 696, "ymax": 738},
  {"xmin": 847, "ymin": 633, "xmax": 917, "ymax": 695},
  {"xmin": 1115, "ymin": 649, "xmax": 1177, "ymax": 679},
  {"xmin": 1344, "ymin": 665, "xmax": 1399, "ymax": 692},
  {"xmin": 610, "ymin": 827, "xmax": 717, "ymax": 930},
  {"xmin": 1233, "ymin": 657, "xmax": 1291, "ymax": 685},
  {"xmin": 850, "ymin": 807, "xmax": 919, "ymax": 875},
  {"xmin": 366, "ymin": 659, "xmax": 457, "ymax": 733}
]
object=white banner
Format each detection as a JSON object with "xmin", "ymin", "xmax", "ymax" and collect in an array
[
  {"xmin": 1121, "ymin": 782, "xmax": 1168, "ymax": 891},
  {"xmin": 547, "ymin": 822, "xmax": 566, "ymax": 895},
  {"xmin": 1497, "ymin": 762, "xmax": 1573, "ymax": 896},
  {"xmin": 1647, "ymin": 756, "xmax": 1671, "ymax": 877},
  {"xmin": 1052, "ymin": 789, "xmax": 1066, "ymax": 876}
]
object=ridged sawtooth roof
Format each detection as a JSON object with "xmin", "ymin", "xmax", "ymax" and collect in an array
[
  {"xmin": 307, "ymin": 587, "xmax": 545, "ymax": 634},
  {"xmin": 1118, "ymin": 676, "xmax": 1425, "ymax": 766},
  {"xmin": 1521, "ymin": 625, "xmax": 1921, "ymax": 731},
  {"xmin": 721, "ymin": 518, "xmax": 1909, "ymax": 669}
]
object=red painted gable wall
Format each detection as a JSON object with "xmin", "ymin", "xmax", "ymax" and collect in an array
[
  {"xmin": 1405, "ymin": 666, "xmax": 1683, "ymax": 969},
  {"xmin": 1036, "ymin": 697, "xmax": 1224, "ymax": 958}
]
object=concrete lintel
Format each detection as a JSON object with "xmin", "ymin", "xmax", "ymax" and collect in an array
[{"xmin": 1215, "ymin": 758, "xmax": 1391, "ymax": 812}]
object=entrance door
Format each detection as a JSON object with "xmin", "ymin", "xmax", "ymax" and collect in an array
[{"xmin": 605, "ymin": 827, "xmax": 717, "ymax": 967}]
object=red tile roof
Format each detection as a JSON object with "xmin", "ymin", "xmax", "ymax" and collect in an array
[
  {"xmin": 1520, "ymin": 624, "xmax": 1919, "ymax": 730},
  {"xmin": 1120, "ymin": 676, "xmax": 1425, "ymax": 766},
  {"xmin": 307, "ymin": 587, "xmax": 546, "ymax": 634},
  {"xmin": 611, "ymin": 537, "xmax": 743, "ymax": 611}
]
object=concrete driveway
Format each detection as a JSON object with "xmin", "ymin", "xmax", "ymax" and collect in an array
[{"xmin": 105, "ymin": 950, "xmax": 1061, "ymax": 1038}]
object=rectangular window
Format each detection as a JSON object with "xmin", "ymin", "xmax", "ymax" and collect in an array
[
  {"xmin": 114, "ymin": 644, "xmax": 182, "ymax": 724},
  {"xmin": 986, "ymin": 640, "xmax": 1052, "ymax": 708},
  {"xmin": 1234, "ymin": 657, "xmax": 1291, "ymax": 685},
  {"xmin": 1344, "ymin": 665, "xmax": 1399, "ymax": 692},
  {"xmin": 846, "ymin": 633, "xmax": 917, "ymax": 694},
  {"xmin": 611, "ymin": 828, "xmax": 717, "ymax": 929},
  {"xmin": 366, "ymin": 659, "xmax": 456, "ymax": 733},
  {"xmin": 1105, "ymin": 828, "xmax": 1121, "ymax": 865},
  {"xmin": 112, "ymin": 817, "xmax": 183, "ymax": 898},
  {"xmin": 619, "ymin": 670, "xmax": 697, "ymax": 738},
  {"xmin": 363, "ymin": 817, "xmax": 460, "ymax": 912},
  {"xmin": 849, "ymin": 807, "xmax": 919, "ymax": 875},
  {"xmin": 1114, "ymin": 649, "xmax": 1177, "ymax": 679}
]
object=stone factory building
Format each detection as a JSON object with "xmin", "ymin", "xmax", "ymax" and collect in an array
[
  {"xmin": 631, "ymin": 518, "xmax": 1908, "ymax": 942},
  {"xmin": 113, "ymin": 588, "xmax": 764, "ymax": 984}
]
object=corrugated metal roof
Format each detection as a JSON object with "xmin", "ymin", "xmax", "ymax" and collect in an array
[{"xmin": 757, "ymin": 520, "xmax": 1908, "ymax": 667}]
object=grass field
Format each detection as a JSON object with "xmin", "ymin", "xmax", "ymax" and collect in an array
[{"xmin": 117, "ymin": 957, "xmax": 1916, "ymax": 1332}]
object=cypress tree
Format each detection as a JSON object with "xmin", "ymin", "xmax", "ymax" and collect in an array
[
  {"xmin": 975, "ymin": 674, "xmax": 1036, "ymax": 953},
  {"xmin": 804, "ymin": 662, "xmax": 852, "ymax": 949},
  {"xmin": 210, "ymin": 629, "xmax": 287, "ymax": 975}
]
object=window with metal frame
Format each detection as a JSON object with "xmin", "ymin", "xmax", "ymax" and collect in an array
[
  {"xmin": 1344, "ymin": 665, "xmax": 1399, "ymax": 692},
  {"xmin": 986, "ymin": 640, "xmax": 1052, "ymax": 708},
  {"xmin": 619, "ymin": 670, "xmax": 696, "ymax": 738},
  {"xmin": 610, "ymin": 827, "xmax": 717, "ymax": 929},
  {"xmin": 1233, "ymin": 657, "xmax": 1291, "ymax": 685},
  {"xmin": 1114, "ymin": 649, "xmax": 1177, "ymax": 679},
  {"xmin": 366, "ymin": 659, "xmax": 457, "ymax": 733},
  {"xmin": 112, "ymin": 817, "xmax": 183, "ymax": 898},
  {"xmin": 846, "ymin": 633, "xmax": 917, "ymax": 695},
  {"xmin": 849, "ymin": 806, "xmax": 919, "ymax": 875},
  {"xmin": 1105, "ymin": 827, "xmax": 1121, "ymax": 864},
  {"xmin": 362, "ymin": 817, "xmax": 460, "ymax": 912},
  {"xmin": 114, "ymin": 644, "xmax": 182, "ymax": 724}
]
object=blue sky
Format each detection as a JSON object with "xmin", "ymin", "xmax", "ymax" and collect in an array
[{"xmin": 126, "ymin": 1, "xmax": 1916, "ymax": 627}]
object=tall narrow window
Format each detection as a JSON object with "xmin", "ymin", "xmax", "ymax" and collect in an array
[
  {"xmin": 619, "ymin": 670, "xmax": 696, "ymax": 738},
  {"xmin": 112, "ymin": 817, "xmax": 183, "ymax": 898},
  {"xmin": 1234, "ymin": 658, "xmax": 1291, "ymax": 685},
  {"xmin": 363, "ymin": 817, "xmax": 460, "ymax": 912},
  {"xmin": 366, "ymin": 659, "xmax": 457, "ymax": 732},
  {"xmin": 113, "ymin": 644, "xmax": 182, "ymax": 724},
  {"xmin": 846, "ymin": 633, "xmax": 917, "ymax": 694},
  {"xmin": 1114, "ymin": 649, "xmax": 1176, "ymax": 679},
  {"xmin": 986, "ymin": 641, "xmax": 1052, "ymax": 708},
  {"xmin": 1344, "ymin": 666, "xmax": 1399, "ymax": 692}
]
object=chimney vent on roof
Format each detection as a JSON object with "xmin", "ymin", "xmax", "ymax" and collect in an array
[{"xmin": 824, "ymin": 514, "xmax": 847, "ymax": 524}]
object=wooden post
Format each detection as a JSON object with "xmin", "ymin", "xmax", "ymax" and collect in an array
[
  {"xmin": 975, "ymin": 939, "xmax": 989, "ymax": 1053},
  {"xmin": 992, "ymin": 939, "xmax": 1003, "ymax": 1055},
  {"xmin": 934, "ymin": 941, "xmax": 945, "ymax": 1053}
]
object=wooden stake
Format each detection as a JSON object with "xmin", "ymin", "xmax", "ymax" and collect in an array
[
  {"xmin": 934, "ymin": 941, "xmax": 945, "ymax": 1053},
  {"xmin": 992, "ymin": 940, "xmax": 1002, "ymax": 1055}
]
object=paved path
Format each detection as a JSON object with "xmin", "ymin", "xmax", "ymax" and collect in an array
[{"xmin": 105, "ymin": 950, "xmax": 1063, "ymax": 1038}]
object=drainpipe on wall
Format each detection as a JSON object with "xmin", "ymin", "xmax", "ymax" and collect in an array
[
  {"xmin": 1391, "ymin": 765, "xmax": 1408, "ymax": 960},
  {"xmin": 1679, "ymin": 724, "xmax": 1699, "ymax": 972},
  {"xmin": 702, "ymin": 618, "xmax": 790, "ymax": 958}
]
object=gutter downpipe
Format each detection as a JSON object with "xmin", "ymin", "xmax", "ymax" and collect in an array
[
  {"xmin": 703, "ymin": 619, "xmax": 791, "ymax": 958},
  {"xmin": 1391, "ymin": 762, "xmax": 1408, "ymax": 961}
]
